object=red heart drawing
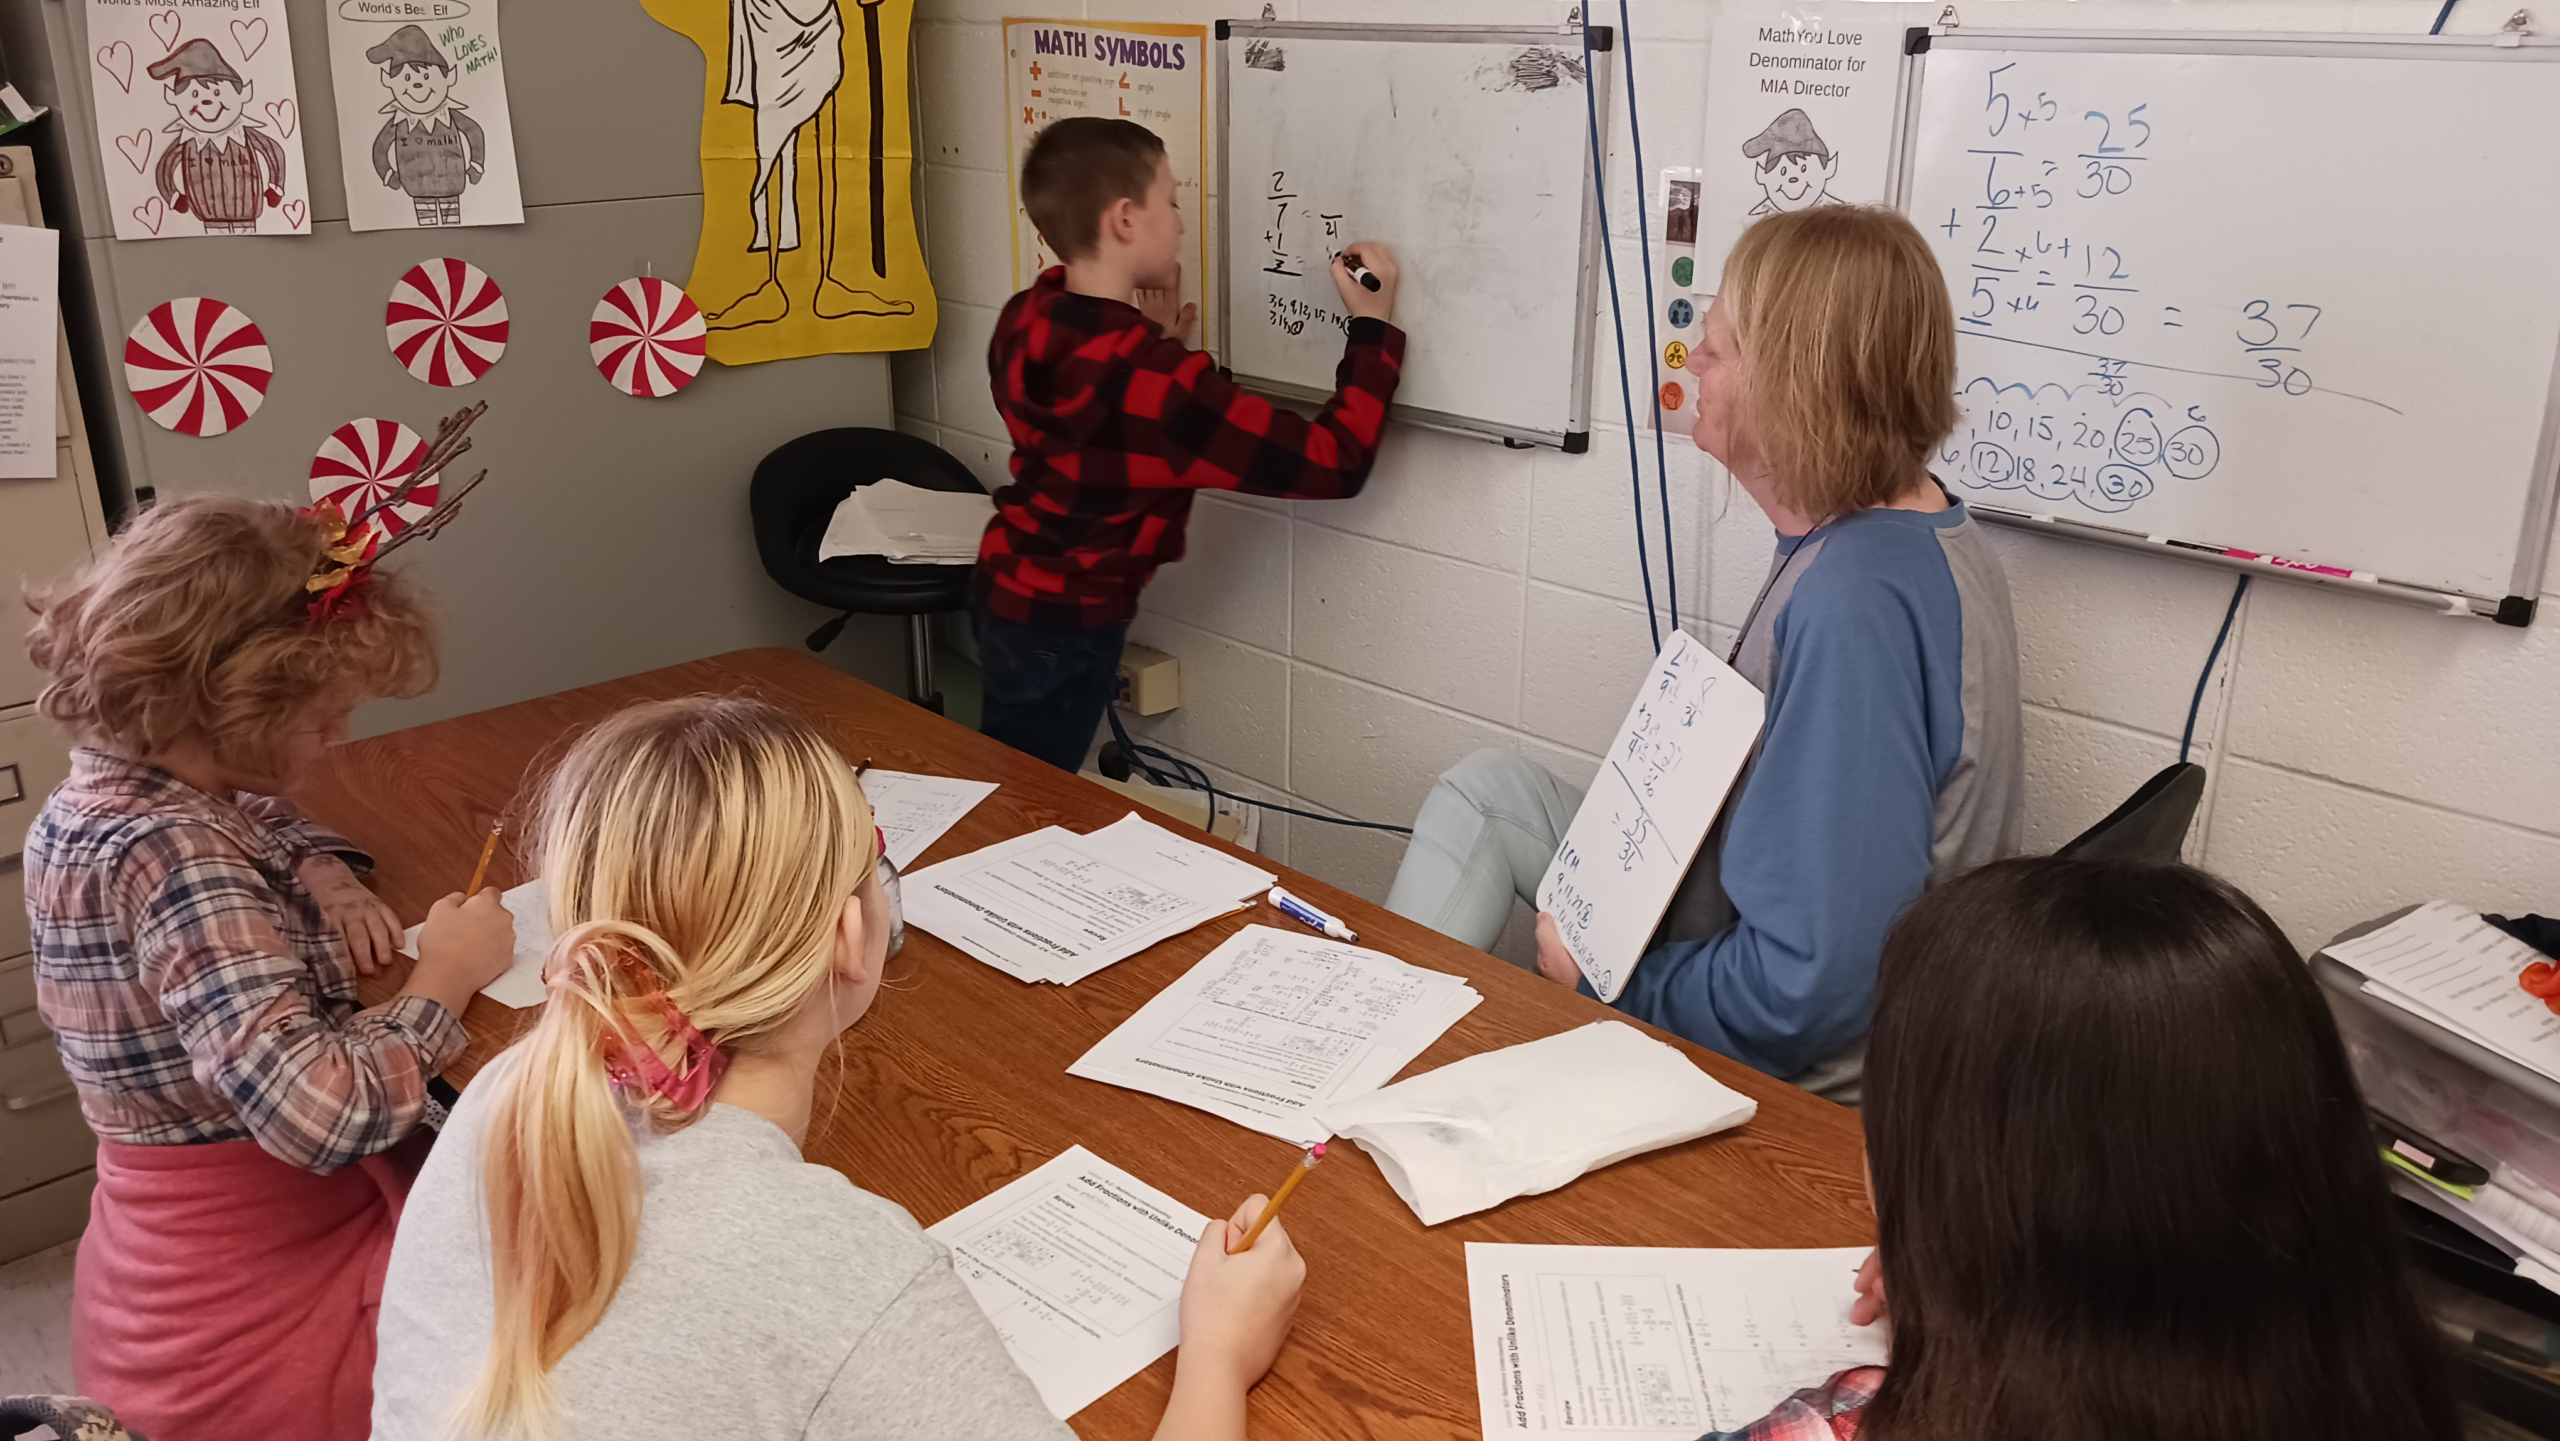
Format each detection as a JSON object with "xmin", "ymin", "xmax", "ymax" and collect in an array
[
  {"xmin": 94, "ymin": 41, "xmax": 135, "ymax": 93},
  {"xmin": 130, "ymin": 197, "xmax": 165, "ymax": 235},
  {"xmin": 229, "ymin": 17, "xmax": 267, "ymax": 61},
  {"xmin": 263, "ymin": 98, "xmax": 295, "ymax": 139},
  {"xmin": 148, "ymin": 11, "xmax": 181, "ymax": 53},
  {"xmin": 281, "ymin": 199, "xmax": 307, "ymax": 229},
  {"xmin": 114, "ymin": 129, "xmax": 152, "ymax": 174}
]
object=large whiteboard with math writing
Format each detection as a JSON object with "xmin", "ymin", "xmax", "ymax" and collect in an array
[
  {"xmin": 1901, "ymin": 34, "xmax": 2560, "ymax": 606},
  {"xmin": 1217, "ymin": 22, "xmax": 1606, "ymax": 449}
]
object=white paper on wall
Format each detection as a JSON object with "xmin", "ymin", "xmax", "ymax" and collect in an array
[
  {"xmin": 87, "ymin": 0, "xmax": 315, "ymax": 240},
  {"xmin": 1695, "ymin": 4, "xmax": 1926, "ymax": 292},
  {"xmin": 324, "ymin": 0, "xmax": 525, "ymax": 231},
  {"xmin": 0, "ymin": 224, "xmax": 60, "ymax": 478}
]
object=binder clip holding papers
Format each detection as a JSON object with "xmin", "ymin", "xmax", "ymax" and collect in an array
[{"xmin": 1537, "ymin": 631, "xmax": 1765, "ymax": 1002}]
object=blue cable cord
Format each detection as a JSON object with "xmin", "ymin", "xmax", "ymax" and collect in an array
[
  {"xmin": 2431, "ymin": 0, "xmax": 2460, "ymax": 33},
  {"xmin": 1619, "ymin": 0, "xmax": 1681, "ymax": 636},
  {"xmin": 2179, "ymin": 575, "xmax": 2249, "ymax": 764},
  {"xmin": 1581, "ymin": 17, "xmax": 1662, "ymax": 652}
]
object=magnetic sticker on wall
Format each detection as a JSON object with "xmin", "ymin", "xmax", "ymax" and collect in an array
[
  {"xmin": 387, "ymin": 259, "xmax": 509, "ymax": 386},
  {"xmin": 309, "ymin": 417, "xmax": 432, "ymax": 533},
  {"xmin": 124, "ymin": 297, "xmax": 271, "ymax": 436},
  {"xmin": 590, "ymin": 277, "xmax": 707, "ymax": 398}
]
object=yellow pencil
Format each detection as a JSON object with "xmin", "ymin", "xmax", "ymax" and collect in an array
[
  {"xmin": 1231, "ymin": 1142, "xmax": 1326, "ymax": 1253},
  {"xmin": 465, "ymin": 821, "xmax": 503, "ymax": 897}
]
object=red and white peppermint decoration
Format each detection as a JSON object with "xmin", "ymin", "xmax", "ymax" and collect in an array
[
  {"xmin": 123, "ymin": 298, "xmax": 271, "ymax": 437},
  {"xmin": 308, "ymin": 418, "xmax": 432, "ymax": 534},
  {"xmin": 386, "ymin": 259, "xmax": 509, "ymax": 387},
  {"xmin": 589, "ymin": 277, "xmax": 706, "ymax": 398}
]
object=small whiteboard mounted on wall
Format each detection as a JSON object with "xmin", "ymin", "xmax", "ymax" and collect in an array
[
  {"xmin": 1895, "ymin": 30, "xmax": 2560, "ymax": 623},
  {"xmin": 1217, "ymin": 21, "xmax": 1611, "ymax": 450}
]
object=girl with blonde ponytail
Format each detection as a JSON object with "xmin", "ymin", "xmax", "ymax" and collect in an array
[{"xmin": 371, "ymin": 697, "xmax": 1305, "ymax": 1441}]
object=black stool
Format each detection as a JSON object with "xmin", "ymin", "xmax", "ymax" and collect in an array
[{"xmin": 748, "ymin": 427, "xmax": 985, "ymax": 713}]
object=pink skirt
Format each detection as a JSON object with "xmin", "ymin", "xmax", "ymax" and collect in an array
[{"xmin": 74, "ymin": 1131, "xmax": 428, "ymax": 1441}]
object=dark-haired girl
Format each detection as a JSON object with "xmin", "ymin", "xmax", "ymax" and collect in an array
[{"xmin": 1707, "ymin": 856, "xmax": 2461, "ymax": 1441}]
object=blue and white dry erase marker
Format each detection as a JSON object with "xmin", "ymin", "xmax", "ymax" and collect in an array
[{"xmin": 1269, "ymin": 885, "xmax": 1358, "ymax": 943}]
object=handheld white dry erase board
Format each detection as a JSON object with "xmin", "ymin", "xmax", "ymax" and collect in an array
[
  {"xmin": 1537, "ymin": 632, "xmax": 1766, "ymax": 1003},
  {"xmin": 1216, "ymin": 20, "xmax": 1610, "ymax": 451},
  {"xmin": 1893, "ymin": 29, "xmax": 2560, "ymax": 624}
]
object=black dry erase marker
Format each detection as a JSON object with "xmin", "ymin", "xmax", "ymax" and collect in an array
[{"xmin": 1341, "ymin": 252, "xmax": 1381, "ymax": 292}]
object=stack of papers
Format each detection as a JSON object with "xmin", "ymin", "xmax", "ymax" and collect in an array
[
  {"xmin": 1464, "ymin": 1243, "xmax": 1884, "ymax": 1438},
  {"xmin": 904, "ymin": 812, "xmax": 1275, "ymax": 984},
  {"xmin": 858, "ymin": 767, "xmax": 1000, "ymax": 870},
  {"xmin": 925, "ymin": 1145, "xmax": 1206, "ymax": 1420},
  {"xmin": 1069, "ymin": 924, "xmax": 1481, "ymax": 1145},
  {"xmin": 400, "ymin": 878, "xmax": 556, "ymax": 1009},
  {"xmin": 2324, "ymin": 902, "xmax": 2560, "ymax": 1082},
  {"xmin": 816, "ymin": 478, "xmax": 995, "ymax": 564}
]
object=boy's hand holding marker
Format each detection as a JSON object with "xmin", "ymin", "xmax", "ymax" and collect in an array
[{"xmin": 1333, "ymin": 241, "xmax": 1400, "ymax": 322}]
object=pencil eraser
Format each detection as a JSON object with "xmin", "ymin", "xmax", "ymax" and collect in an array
[{"xmin": 1310, "ymin": 1141, "xmax": 1327, "ymax": 1158}]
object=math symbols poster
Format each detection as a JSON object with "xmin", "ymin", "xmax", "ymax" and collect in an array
[
  {"xmin": 324, "ymin": 0, "xmax": 525, "ymax": 232},
  {"xmin": 86, "ymin": 0, "xmax": 314, "ymax": 241},
  {"xmin": 1004, "ymin": 21, "xmax": 1205, "ymax": 333},
  {"xmin": 1695, "ymin": 3, "xmax": 1926, "ymax": 290},
  {"xmin": 642, "ymin": 0, "xmax": 936, "ymax": 364}
]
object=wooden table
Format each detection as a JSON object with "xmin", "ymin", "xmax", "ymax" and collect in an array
[{"xmin": 303, "ymin": 648, "xmax": 1871, "ymax": 1440}]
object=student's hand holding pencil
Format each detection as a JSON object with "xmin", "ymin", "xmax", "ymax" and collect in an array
[
  {"xmin": 1171, "ymin": 1194, "xmax": 1305, "ymax": 1399},
  {"xmin": 402, "ymin": 887, "xmax": 516, "ymax": 1019}
]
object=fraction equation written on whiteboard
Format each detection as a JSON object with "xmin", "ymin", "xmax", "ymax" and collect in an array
[
  {"xmin": 1923, "ymin": 59, "xmax": 2393, "ymax": 520},
  {"xmin": 1537, "ymin": 631, "xmax": 1765, "ymax": 1004},
  {"xmin": 1259, "ymin": 169, "xmax": 1357, "ymax": 338}
]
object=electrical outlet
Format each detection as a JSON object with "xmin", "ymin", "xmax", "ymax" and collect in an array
[{"xmin": 1116, "ymin": 644, "xmax": 1181, "ymax": 715}]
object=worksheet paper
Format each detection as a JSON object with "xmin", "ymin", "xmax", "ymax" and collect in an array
[
  {"xmin": 1467, "ymin": 1244, "xmax": 1885, "ymax": 1439},
  {"xmin": 925, "ymin": 1144, "xmax": 1206, "ymax": 1421},
  {"xmin": 0, "ymin": 224, "xmax": 58, "ymax": 478},
  {"xmin": 858, "ymin": 768, "xmax": 1000, "ymax": 871},
  {"xmin": 1068, "ymin": 924, "xmax": 1480, "ymax": 1145},
  {"xmin": 1080, "ymin": 810, "xmax": 1276, "ymax": 903},
  {"xmin": 401, "ymin": 877, "xmax": 554, "ymax": 1009},
  {"xmin": 1538, "ymin": 631, "xmax": 1766, "ymax": 1002},
  {"xmin": 2325, "ymin": 902, "xmax": 2560, "ymax": 1081},
  {"xmin": 903, "ymin": 820, "xmax": 1245, "ymax": 984}
]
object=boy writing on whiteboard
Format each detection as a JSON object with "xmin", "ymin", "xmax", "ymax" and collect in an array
[{"xmin": 974, "ymin": 116, "xmax": 1405, "ymax": 770}]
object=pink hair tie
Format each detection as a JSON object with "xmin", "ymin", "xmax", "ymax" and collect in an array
[{"xmin": 600, "ymin": 991, "xmax": 727, "ymax": 1111}]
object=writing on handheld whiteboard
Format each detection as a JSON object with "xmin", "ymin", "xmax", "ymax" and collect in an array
[{"xmin": 1537, "ymin": 632, "xmax": 1766, "ymax": 1004}]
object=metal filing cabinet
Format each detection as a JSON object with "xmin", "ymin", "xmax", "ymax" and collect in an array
[{"xmin": 0, "ymin": 144, "xmax": 109, "ymax": 1264}]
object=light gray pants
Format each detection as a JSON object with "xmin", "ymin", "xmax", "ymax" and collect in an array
[{"xmin": 1384, "ymin": 749, "xmax": 1583, "ymax": 957}]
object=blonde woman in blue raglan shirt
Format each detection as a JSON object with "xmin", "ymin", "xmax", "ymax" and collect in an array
[{"xmin": 1386, "ymin": 206, "xmax": 2023, "ymax": 1103}]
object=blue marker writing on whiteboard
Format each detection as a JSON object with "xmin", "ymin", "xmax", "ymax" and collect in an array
[{"xmin": 1269, "ymin": 885, "xmax": 1358, "ymax": 943}]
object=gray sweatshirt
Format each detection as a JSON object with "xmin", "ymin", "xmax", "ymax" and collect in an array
[{"xmin": 370, "ymin": 1052, "xmax": 1073, "ymax": 1440}]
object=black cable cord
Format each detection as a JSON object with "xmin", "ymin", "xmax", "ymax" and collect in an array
[
  {"xmin": 2180, "ymin": 575, "xmax": 2249, "ymax": 765},
  {"xmin": 1580, "ymin": 16, "xmax": 1662, "ymax": 652},
  {"xmin": 1103, "ymin": 707, "xmax": 1416, "ymax": 836}
]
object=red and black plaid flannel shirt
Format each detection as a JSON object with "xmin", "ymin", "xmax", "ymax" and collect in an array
[{"xmin": 976, "ymin": 267, "xmax": 1406, "ymax": 632}]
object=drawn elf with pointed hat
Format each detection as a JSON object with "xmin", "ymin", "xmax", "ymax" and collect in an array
[
  {"xmin": 149, "ymin": 38, "xmax": 287, "ymax": 236},
  {"xmin": 1742, "ymin": 107, "xmax": 1843, "ymax": 216},
  {"xmin": 368, "ymin": 24, "xmax": 486, "ymax": 227}
]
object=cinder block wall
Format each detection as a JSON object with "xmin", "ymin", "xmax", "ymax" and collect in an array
[{"xmin": 895, "ymin": 0, "xmax": 2560, "ymax": 960}]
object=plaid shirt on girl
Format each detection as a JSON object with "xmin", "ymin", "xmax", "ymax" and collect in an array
[
  {"xmin": 1701, "ymin": 1367, "xmax": 1882, "ymax": 1441},
  {"xmin": 23, "ymin": 749, "xmax": 463, "ymax": 1174}
]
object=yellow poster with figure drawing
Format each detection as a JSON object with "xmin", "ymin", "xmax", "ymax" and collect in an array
[{"xmin": 641, "ymin": 0, "xmax": 937, "ymax": 364}]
